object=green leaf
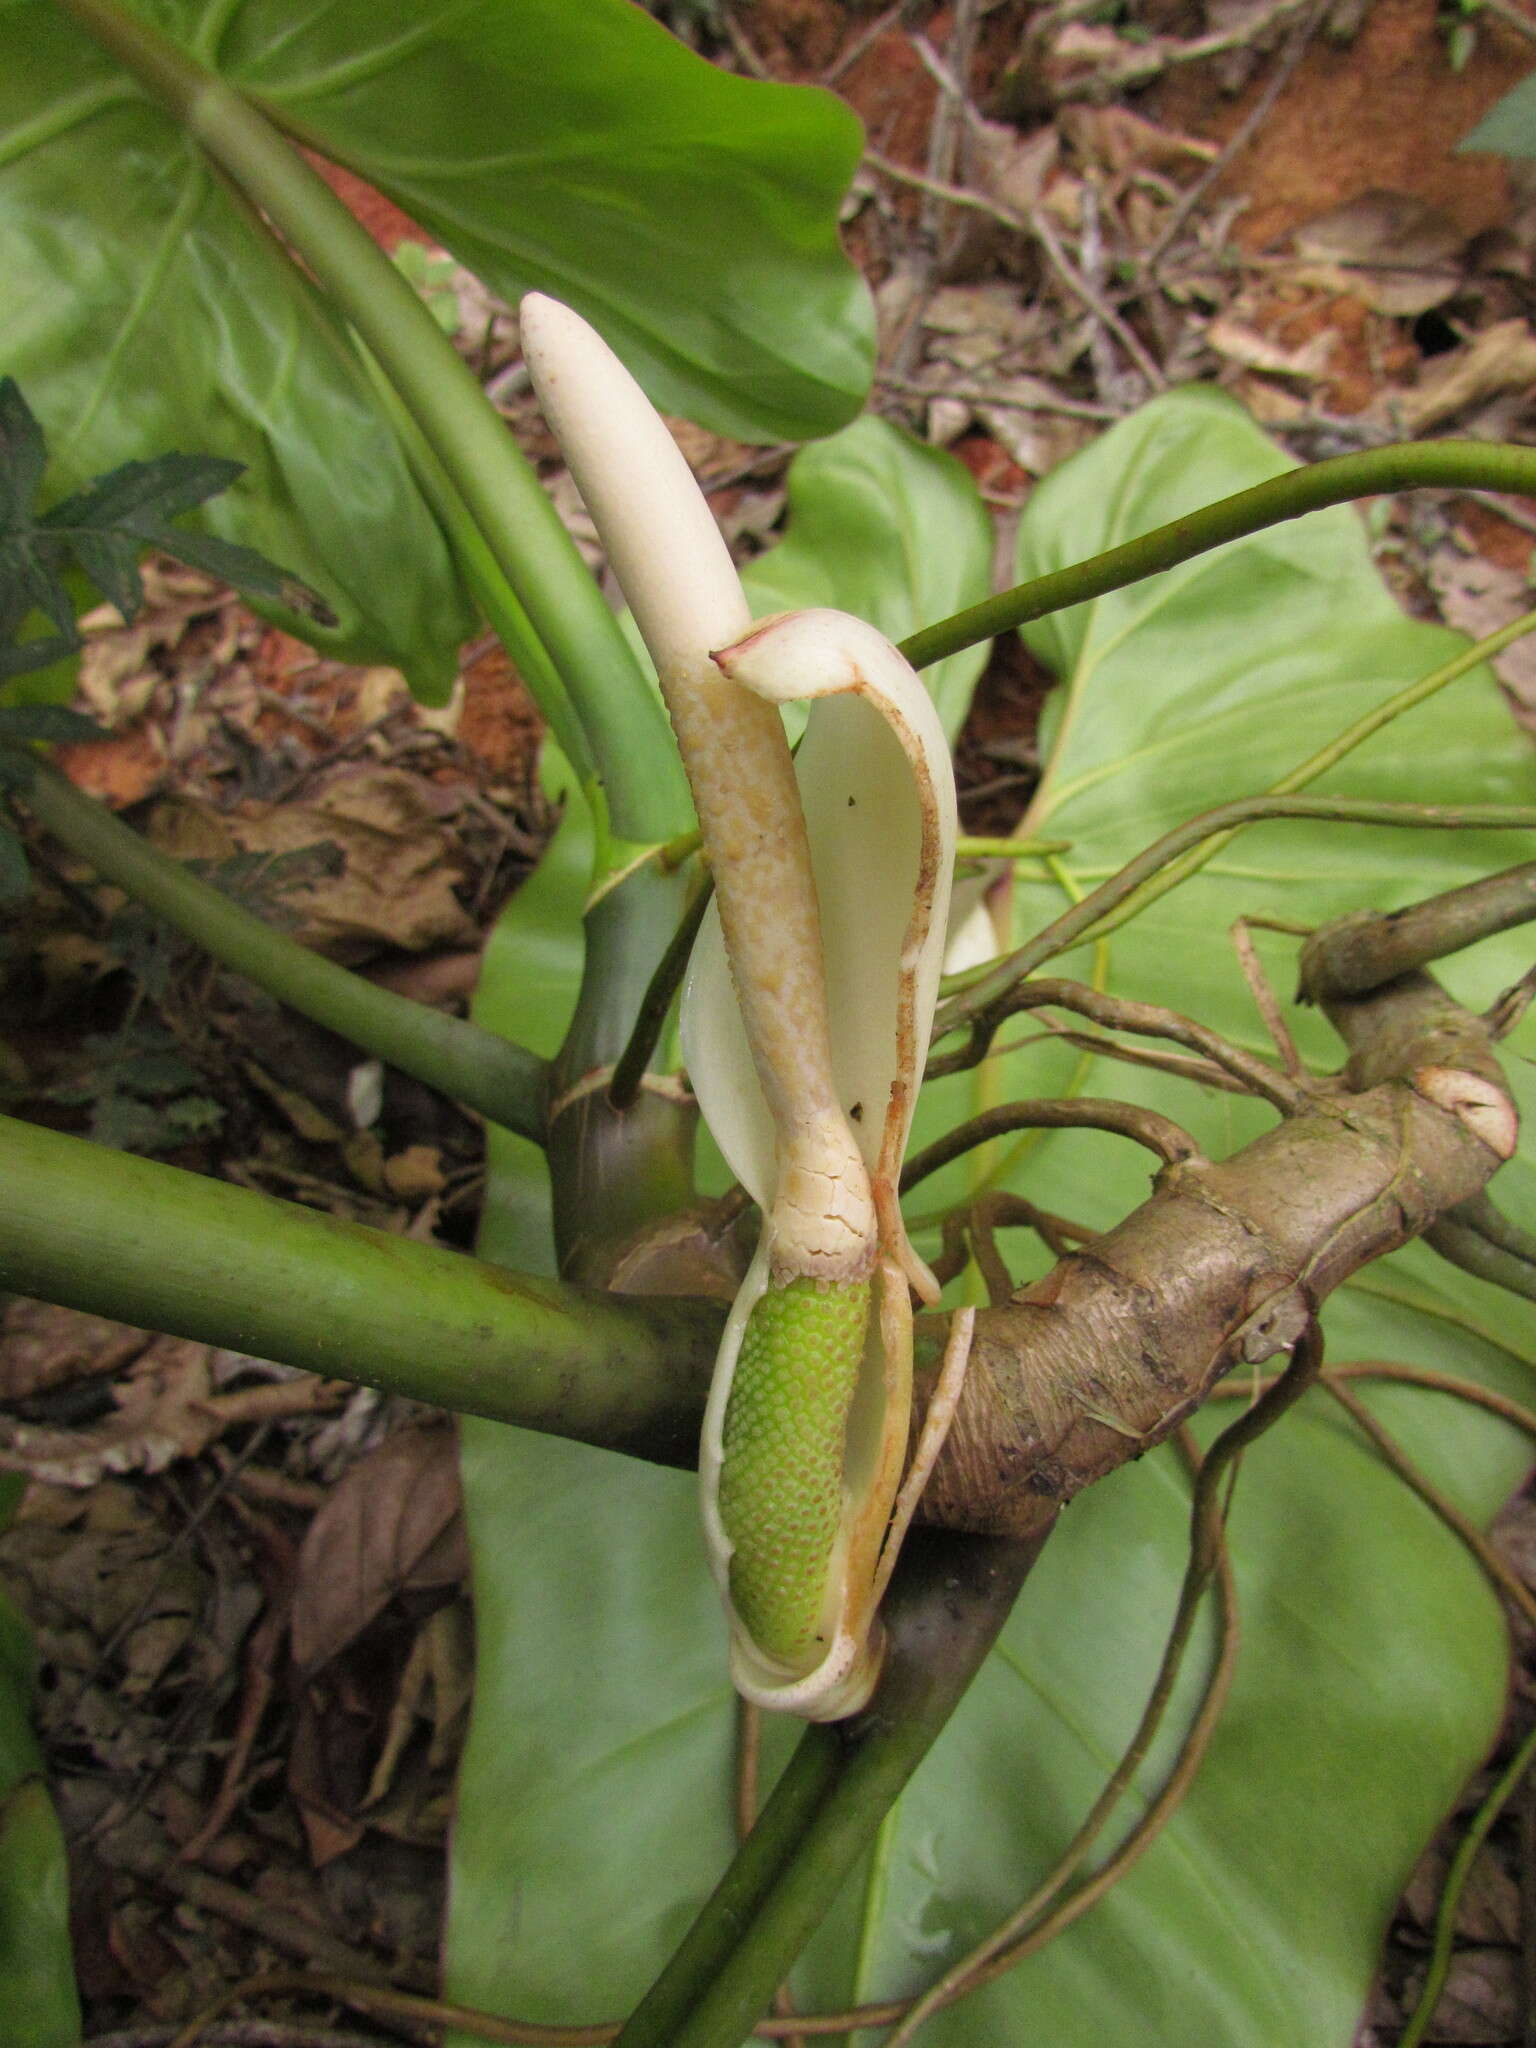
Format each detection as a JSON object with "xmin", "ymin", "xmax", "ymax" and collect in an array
[
  {"xmin": 0, "ymin": 636, "xmax": 78, "ymax": 689},
  {"xmin": 0, "ymin": 825, "xmax": 30, "ymax": 904},
  {"xmin": 0, "ymin": 705, "xmax": 106, "ymax": 745},
  {"xmin": 742, "ymin": 417, "xmax": 994, "ymax": 741},
  {"xmin": 839, "ymin": 386, "xmax": 1536, "ymax": 2044},
  {"xmin": 1, "ymin": 1, "xmax": 872, "ymax": 699},
  {"xmin": 234, "ymin": 0, "xmax": 873, "ymax": 441},
  {"xmin": 1461, "ymin": 70, "xmax": 1536, "ymax": 155},
  {"xmin": 0, "ymin": 1477, "xmax": 81, "ymax": 2046},
  {"xmin": 445, "ymin": 759, "xmax": 744, "ymax": 2031},
  {"xmin": 0, "ymin": 382, "xmax": 47, "ymax": 535}
]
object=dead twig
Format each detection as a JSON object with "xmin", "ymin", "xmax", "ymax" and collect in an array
[{"xmin": 821, "ymin": 0, "xmax": 913, "ymax": 86}]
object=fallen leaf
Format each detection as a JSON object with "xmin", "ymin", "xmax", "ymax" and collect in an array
[
  {"xmin": 241, "ymin": 1061, "xmax": 348, "ymax": 1145},
  {"xmin": 1401, "ymin": 1945, "xmax": 1519, "ymax": 2042},
  {"xmin": 1206, "ymin": 314, "xmax": 1337, "ymax": 381},
  {"xmin": 1060, "ymin": 105, "xmax": 1217, "ymax": 176},
  {"xmin": 0, "ymin": 1338, "xmax": 346, "ymax": 1486},
  {"xmin": 1403, "ymin": 1838, "xmax": 1520, "ymax": 1945},
  {"xmin": 289, "ymin": 1422, "xmax": 466, "ymax": 1672},
  {"xmin": 0, "ymin": 1341, "xmax": 219, "ymax": 1485},
  {"xmin": 380, "ymin": 1143, "xmax": 446, "ymax": 1200},
  {"xmin": 147, "ymin": 766, "xmax": 475, "ymax": 957},
  {"xmin": 54, "ymin": 728, "xmax": 167, "ymax": 810},
  {"xmin": 0, "ymin": 1299, "xmax": 149, "ymax": 1403},
  {"xmin": 1290, "ymin": 190, "xmax": 1465, "ymax": 315},
  {"xmin": 362, "ymin": 1597, "xmax": 473, "ymax": 1808},
  {"xmin": 1427, "ymin": 544, "xmax": 1536, "ymax": 716},
  {"xmin": 1396, "ymin": 319, "xmax": 1536, "ymax": 434},
  {"xmin": 924, "ymin": 282, "xmax": 1041, "ymax": 350}
]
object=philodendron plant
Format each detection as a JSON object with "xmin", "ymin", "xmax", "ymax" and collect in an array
[{"xmin": 6, "ymin": 5, "xmax": 1536, "ymax": 2045}]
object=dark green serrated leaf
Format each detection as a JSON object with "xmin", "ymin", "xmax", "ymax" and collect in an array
[
  {"xmin": 0, "ymin": 382, "xmax": 46, "ymax": 535},
  {"xmin": 0, "ymin": 826, "xmax": 29, "ymax": 904},
  {"xmin": 0, "ymin": 633, "xmax": 76, "ymax": 686},
  {"xmin": 1, "ymin": 368, "xmax": 321, "ymax": 668},
  {"xmin": 40, "ymin": 450, "xmax": 323, "ymax": 619},
  {"xmin": 43, "ymin": 452, "xmax": 246, "ymax": 534},
  {"xmin": 0, "ymin": 705, "xmax": 106, "ymax": 745}
]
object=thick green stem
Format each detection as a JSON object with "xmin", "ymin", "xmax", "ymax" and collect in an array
[
  {"xmin": 900, "ymin": 442, "xmax": 1536, "ymax": 670},
  {"xmin": 53, "ymin": 0, "xmax": 690, "ymax": 843},
  {"xmin": 545, "ymin": 859, "xmax": 702, "ymax": 1281},
  {"xmin": 616, "ymin": 1530, "xmax": 1044, "ymax": 2048},
  {"xmin": 357, "ymin": 354, "xmax": 594, "ymax": 785},
  {"xmin": 614, "ymin": 1725, "xmax": 844, "ymax": 2048},
  {"xmin": 14, "ymin": 753, "xmax": 549, "ymax": 1142},
  {"xmin": 0, "ymin": 1112, "xmax": 720, "ymax": 1463}
]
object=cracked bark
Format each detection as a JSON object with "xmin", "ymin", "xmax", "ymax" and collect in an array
[{"xmin": 906, "ymin": 933, "xmax": 1519, "ymax": 1545}]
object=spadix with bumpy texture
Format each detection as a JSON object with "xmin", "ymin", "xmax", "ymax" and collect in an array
[
  {"xmin": 718, "ymin": 1275, "xmax": 872, "ymax": 1664},
  {"xmin": 522, "ymin": 294, "xmax": 961, "ymax": 1719}
]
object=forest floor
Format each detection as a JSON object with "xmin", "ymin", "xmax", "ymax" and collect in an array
[{"xmin": 4, "ymin": 1, "xmax": 1536, "ymax": 2043}]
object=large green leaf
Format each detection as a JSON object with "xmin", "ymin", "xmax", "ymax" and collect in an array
[
  {"xmin": 449, "ymin": 763, "xmax": 744, "ymax": 2032},
  {"xmin": 0, "ymin": 1476, "xmax": 79, "ymax": 2046},
  {"xmin": 742, "ymin": 416, "xmax": 993, "ymax": 741},
  {"xmin": 0, "ymin": 0, "xmax": 872, "ymax": 693}
]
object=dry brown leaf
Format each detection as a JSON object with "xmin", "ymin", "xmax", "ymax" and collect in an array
[
  {"xmin": 664, "ymin": 416, "xmax": 757, "ymax": 486},
  {"xmin": 1403, "ymin": 1837, "xmax": 1520, "ymax": 1945},
  {"xmin": 0, "ymin": 1300, "xmax": 149, "ymax": 1403},
  {"xmin": 289, "ymin": 1422, "xmax": 466, "ymax": 1672},
  {"xmin": 1206, "ymin": 314, "xmax": 1337, "ymax": 382},
  {"xmin": 0, "ymin": 1480, "xmax": 205, "ymax": 1717},
  {"xmin": 1402, "ymin": 1946, "xmax": 1519, "ymax": 2042},
  {"xmin": 1290, "ymin": 190, "xmax": 1465, "ymax": 315},
  {"xmin": 0, "ymin": 1340, "xmax": 220, "ymax": 1486},
  {"xmin": 341, "ymin": 1129, "xmax": 389, "ymax": 1196},
  {"xmin": 242, "ymin": 1061, "xmax": 348, "ymax": 1144},
  {"xmin": 361, "ymin": 1597, "xmax": 473, "ymax": 1809},
  {"xmin": 962, "ymin": 118, "xmax": 1057, "ymax": 223},
  {"xmin": 973, "ymin": 395, "xmax": 1095, "ymax": 480},
  {"xmin": 1060, "ymin": 105, "xmax": 1217, "ymax": 176},
  {"xmin": 1396, "ymin": 319, "xmax": 1536, "ymax": 434},
  {"xmin": 1427, "ymin": 545, "xmax": 1536, "ymax": 716},
  {"xmin": 147, "ymin": 765, "xmax": 475, "ymax": 957},
  {"xmin": 55, "ymin": 728, "xmax": 167, "ymax": 810},
  {"xmin": 75, "ymin": 620, "xmax": 165, "ymax": 722},
  {"xmin": 0, "ymin": 1338, "xmax": 344, "ymax": 1487},
  {"xmin": 923, "ymin": 282, "xmax": 1039, "ymax": 352},
  {"xmin": 380, "ymin": 1143, "xmax": 446, "ymax": 1200},
  {"xmin": 287, "ymin": 1695, "xmax": 366, "ymax": 1866}
]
